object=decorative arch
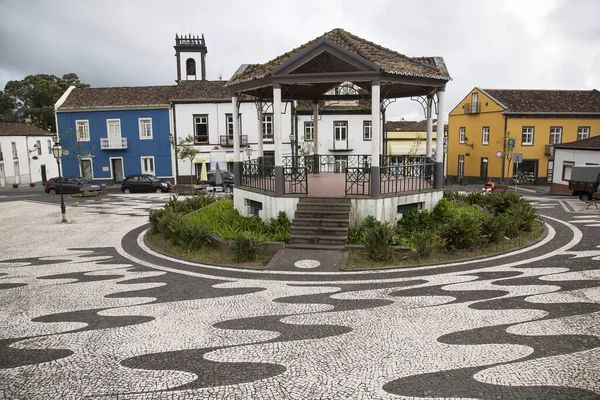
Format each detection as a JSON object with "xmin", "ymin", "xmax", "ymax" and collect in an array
[{"xmin": 186, "ymin": 58, "xmax": 196, "ymax": 76}]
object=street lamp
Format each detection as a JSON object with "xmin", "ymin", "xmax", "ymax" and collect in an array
[
  {"xmin": 51, "ymin": 141, "xmax": 67, "ymax": 223},
  {"xmin": 289, "ymin": 133, "xmax": 296, "ymax": 168},
  {"xmin": 246, "ymin": 146, "xmax": 253, "ymax": 161}
]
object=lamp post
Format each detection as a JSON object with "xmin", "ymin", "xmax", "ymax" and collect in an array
[
  {"xmin": 52, "ymin": 141, "xmax": 67, "ymax": 223},
  {"xmin": 246, "ymin": 146, "xmax": 253, "ymax": 162}
]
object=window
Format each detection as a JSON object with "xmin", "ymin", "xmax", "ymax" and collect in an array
[
  {"xmin": 304, "ymin": 121, "xmax": 314, "ymax": 141},
  {"xmin": 562, "ymin": 161, "xmax": 574, "ymax": 181},
  {"xmin": 577, "ymin": 126, "xmax": 590, "ymax": 141},
  {"xmin": 11, "ymin": 142, "xmax": 17, "ymax": 159},
  {"xmin": 193, "ymin": 115, "xmax": 209, "ymax": 144},
  {"xmin": 36, "ymin": 140, "xmax": 42, "ymax": 155},
  {"xmin": 521, "ymin": 126, "xmax": 534, "ymax": 146},
  {"xmin": 549, "ymin": 127, "xmax": 562, "ymax": 144},
  {"xmin": 363, "ymin": 121, "xmax": 372, "ymax": 141},
  {"xmin": 334, "ymin": 121, "xmax": 348, "ymax": 141},
  {"xmin": 76, "ymin": 120, "xmax": 90, "ymax": 142},
  {"xmin": 459, "ymin": 127, "xmax": 466, "ymax": 144},
  {"xmin": 47, "ymin": 140, "xmax": 52, "ymax": 154},
  {"xmin": 471, "ymin": 92, "xmax": 479, "ymax": 113},
  {"xmin": 139, "ymin": 118, "xmax": 152, "ymax": 140},
  {"xmin": 482, "ymin": 127, "xmax": 489, "ymax": 145},
  {"xmin": 262, "ymin": 114, "xmax": 273, "ymax": 140},
  {"xmin": 225, "ymin": 114, "xmax": 242, "ymax": 136},
  {"xmin": 186, "ymin": 58, "xmax": 196, "ymax": 75},
  {"xmin": 141, "ymin": 156, "xmax": 155, "ymax": 175}
]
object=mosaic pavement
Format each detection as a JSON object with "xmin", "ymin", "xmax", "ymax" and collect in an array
[{"xmin": 0, "ymin": 194, "xmax": 599, "ymax": 399}]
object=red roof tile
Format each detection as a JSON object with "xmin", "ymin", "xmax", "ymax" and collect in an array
[
  {"xmin": 227, "ymin": 28, "xmax": 450, "ymax": 87},
  {"xmin": 482, "ymin": 89, "xmax": 600, "ymax": 115}
]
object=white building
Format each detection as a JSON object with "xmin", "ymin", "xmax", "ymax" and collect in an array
[
  {"xmin": 0, "ymin": 122, "xmax": 58, "ymax": 187},
  {"xmin": 551, "ymin": 135, "xmax": 600, "ymax": 194}
]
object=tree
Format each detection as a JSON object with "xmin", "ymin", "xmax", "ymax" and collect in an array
[
  {"xmin": 176, "ymin": 135, "xmax": 200, "ymax": 183},
  {"xmin": 2, "ymin": 73, "xmax": 89, "ymax": 131}
]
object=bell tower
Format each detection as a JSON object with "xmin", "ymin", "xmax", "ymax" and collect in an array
[{"xmin": 174, "ymin": 34, "xmax": 208, "ymax": 81}]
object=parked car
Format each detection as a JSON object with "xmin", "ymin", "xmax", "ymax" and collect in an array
[
  {"xmin": 196, "ymin": 171, "xmax": 235, "ymax": 187},
  {"xmin": 121, "ymin": 174, "xmax": 171, "ymax": 193},
  {"xmin": 45, "ymin": 177, "xmax": 101, "ymax": 195}
]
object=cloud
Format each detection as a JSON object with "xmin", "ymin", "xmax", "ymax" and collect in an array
[{"xmin": 0, "ymin": 0, "xmax": 598, "ymax": 120}]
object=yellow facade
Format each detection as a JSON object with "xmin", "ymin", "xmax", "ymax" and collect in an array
[
  {"xmin": 448, "ymin": 88, "xmax": 600, "ymax": 184},
  {"xmin": 386, "ymin": 131, "xmax": 437, "ymax": 156}
]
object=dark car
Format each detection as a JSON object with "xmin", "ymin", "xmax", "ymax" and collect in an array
[
  {"xmin": 196, "ymin": 171, "xmax": 235, "ymax": 187},
  {"xmin": 121, "ymin": 174, "xmax": 171, "ymax": 193},
  {"xmin": 45, "ymin": 177, "xmax": 101, "ymax": 195}
]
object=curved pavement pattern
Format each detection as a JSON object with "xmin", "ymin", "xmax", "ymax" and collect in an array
[{"xmin": 0, "ymin": 193, "xmax": 599, "ymax": 399}]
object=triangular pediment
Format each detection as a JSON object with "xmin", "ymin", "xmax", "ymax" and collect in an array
[{"xmin": 272, "ymin": 38, "xmax": 379, "ymax": 77}]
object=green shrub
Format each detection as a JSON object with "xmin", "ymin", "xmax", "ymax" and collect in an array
[
  {"xmin": 505, "ymin": 201, "xmax": 538, "ymax": 232},
  {"xmin": 432, "ymin": 198, "xmax": 454, "ymax": 226},
  {"xmin": 167, "ymin": 213, "xmax": 187, "ymax": 245},
  {"xmin": 487, "ymin": 191, "xmax": 522, "ymax": 214},
  {"xmin": 480, "ymin": 212, "xmax": 507, "ymax": 244},
  {"xmin": 363, "ymin": 221, "xmax": 395, "ymax": 262},
  {"xmin": 177, "ymin": 222, "xmax": 213, "ymax": 250},
  {"xmin": 148, "ymin": 209, "xmax": 165, "ymax": 233},
  {"xmin": 439, "ymin": 203, "xmax": 484, "ymax": 250},
  {"xmin": 231, "ymin": 233, "xmax": 263, "ymax": 262},
  {"xmin": 396, "ymin": 208, "xmax": 434, "ymax": 242},
  {"xmin": 410, "ymin": 229, "xmax": 443, "ymax": 259}
]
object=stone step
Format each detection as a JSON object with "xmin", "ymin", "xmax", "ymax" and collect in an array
[
  {"xmin": 298, "ymin": 197, "xmax": 351, "ymax": 204},
  {"xmin": 296, "ymin": 203, "xmax": 351, "ymax": 212},
  {"xmin": 291, "ymin": 225, "xmax": 348, "ymax": 236},
  {"xmin": 294, "ymin": 210, "xmax": 350, "ymax": 219},
  {"xmin": 290, "ymin": 234, "xmax": 347, "ymax": 246},
  {"xmin": 292, "ymin": 217, "xmax": 349, "ymax": 228},
  {"xmin": 286, "ymin": 243, "xmax": 346, "ymax": 250}
]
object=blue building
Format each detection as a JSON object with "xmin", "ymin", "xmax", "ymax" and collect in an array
[{"xmin": 55, "ymin": 85, "xmax": 175, "ymax": 183}]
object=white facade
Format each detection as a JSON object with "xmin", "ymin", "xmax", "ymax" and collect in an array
[
  {"xmin": 552, "ymin": 148, "xmax": 600, "ymax": 187},
  {"xmin": 297, "ymin": 113, "xmax": 374, "ymax": 155},
  {"xmin": 0, "ymin": 134, "xmax": 58, "ymax": 187}
]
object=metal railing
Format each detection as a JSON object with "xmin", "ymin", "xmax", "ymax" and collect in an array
[
  {"xmin": 380, "ymin": 157, "xmax": 435, "ymax": 195},
  {"xmin": 241, "ymin": 159, "xmax": 274, "ymax": 192},
  {"xmin": 328, "ymin": 139, "xmax": 354, "ymax": 151},
  {"xmin": 463, "ymin": 102, "xmax": 480, "ymax": 114},
  {"xmin": 345, "ymin": 167, "xmax": 370, "ymax": 196},
  {"xmin": 100, "ymin": 137, "xmax": 128, "ymax": 150},
  {"xmin": 284, "ymin": 166, "xmax": 308, "ymax": 195},
  {"xmin": 219, "ymin": 135, "xmax": 248, "ymax": 147}
]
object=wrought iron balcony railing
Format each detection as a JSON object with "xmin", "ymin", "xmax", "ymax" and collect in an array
[
  {"xmin": 100, "ymin": 137, "xmax": 128, "ymax": 150},
  {"xmin": 219, "ymin": 135, "xmax": 248, "ymax": 147},
  {"xmin": 463, "ymin": 102, "xmax": 480, "ymax": 114}
]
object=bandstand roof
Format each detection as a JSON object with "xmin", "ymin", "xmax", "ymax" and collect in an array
[{"xmin": 226, "ymin": 28, "xmax": 450, "ymax": 101}]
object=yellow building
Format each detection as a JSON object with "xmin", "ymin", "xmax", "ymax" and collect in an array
[
  {"xmin": 385, "ymin": 119, "xmax": 445, "ymax": 156},
  {"xmin": 447, "ymin": 88, "xmax": 600, "ymax": 184}
]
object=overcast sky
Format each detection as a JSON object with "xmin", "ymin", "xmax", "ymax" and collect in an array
[{"xmin": 1, "ymin": 0, "xmax": 598, "ymax": 121}]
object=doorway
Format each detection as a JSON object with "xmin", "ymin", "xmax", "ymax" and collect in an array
[
  {"xmin": 480, "ymin": 157, "xmax": 488, "ymax": 181},
  {"xmin": 81, "ymin": 160, "xmax": 93, "ymax": 179},
  {"xmin": 458, "ymin": 155, "xmax": 465, "ymax": 181},
  {"xmin": 111, "ymin": 158, "xmax": 124, "ymax": 183},
  {"xmin": 14, "ymin": 161, "xmax": 20, "ymax": 184},
  {"xmin": 0, "ymin": 163, "xmax": 5, "ymax": 186},
  {"xmin": 40, "ymin": 165, "xmax": 47, "ymax": 183}
]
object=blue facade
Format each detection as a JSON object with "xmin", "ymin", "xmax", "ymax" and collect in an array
[{"xmin": 56, "ymin": 108, "xmax": 172, "ymax": 182}]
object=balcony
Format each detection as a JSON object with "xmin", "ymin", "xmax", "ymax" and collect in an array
[
  {"xmin": 100, "ymin": 137, "xmax": 128, "ymax": 150},
  {"xmin": 545, "ymin": 144, "xmax": 554, "ymax": 156},
  {"xmin": 328, "ymin": 139, "xmax": 354, "ymax": 151},
  {"xmin": 463, "ymin": 102, "xmax": 480, "ymax": 114},
  {"xmin": 219, "ymin": 135, "xmax": 248, "ymax": 147}
]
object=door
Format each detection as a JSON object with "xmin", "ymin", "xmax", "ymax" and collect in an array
[
  {"xmin": 40, "ymin": 165, "xmax": 47, "ymax": 183},
  {"xmin": 14, "ymin": 161, "xmax": 20, "ymax": 184},
  {"xmin": 471, "ymin": 92, "xmax": 478, "ymax": 113},
  {"xmin": 81, "ymin": 160, "xmax": 92, "ymax": 180},
  {"xmin": 458, "ymin": 155, "xmax": 465, "ymax": 180},
  {"xmin": 107, "ymin": 120, "xmax": 122, "ymax": 148},
  {"xmin": 111, "ymin": 159, "xmax": 124, "ymax": 183},
  {"xmin": 480, "ymin": 157, "xmax": 488, "ymax": 181},
  {"xmin": 333, "ymin": 121, "xmax": 348, "ymax": 150},
  {"xmin": 0, "ymin": 163, "xmax": 5, "ymax": 187}
]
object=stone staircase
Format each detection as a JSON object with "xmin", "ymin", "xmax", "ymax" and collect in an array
[{"xmin": 287, "ymin": 197, "xmax": 351, "ymax": 250}]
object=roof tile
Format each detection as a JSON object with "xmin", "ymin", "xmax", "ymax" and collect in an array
[
  {"xmin": 0, "ymin": 122, "xmax": 54, "ymax": 136},
  {"xmin": 483, "ymin": 89, "xmax": 600, "ymax": 114}
]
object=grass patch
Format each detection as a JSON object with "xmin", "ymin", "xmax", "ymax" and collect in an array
[
  {"xmin": 145, "ymin": 230, "xmax": 272, "ymax": 269},
  {"xmin": 345, "ymin": 221, "xmax": 545, "ymax": 270}
]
